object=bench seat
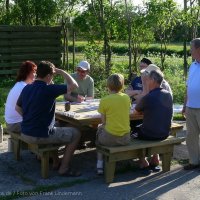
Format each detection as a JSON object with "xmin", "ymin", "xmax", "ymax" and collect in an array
[
  {"xmin": 96, "ymin": 123, "xmax": 185, "ymax": 183},
  {"xmin": 6, "ymin": 130, "xmax": 63, "ymax": 179}
]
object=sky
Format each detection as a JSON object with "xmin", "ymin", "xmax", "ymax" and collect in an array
[{"xmin": 133, "ymin": 0, "xmax": 184, "ymax": 7}]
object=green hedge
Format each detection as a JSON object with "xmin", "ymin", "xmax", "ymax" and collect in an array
[{"xmin": 68, "ymin": 42, "xmax": 190, "ymax": 57}]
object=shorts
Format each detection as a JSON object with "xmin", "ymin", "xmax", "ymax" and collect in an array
[
  {"xmin": 6, "ymin": 122, "xmax": 21, "ymax": 134},
  {"xmin": 96, "ymin": 125, "xmax": 130, "ymax": 146},
  {"xmin": 21, "ymin": 127, "xmax": 80, "ymax": 144},
  {"xmin": 131, "ymin": 126, "xmax": 167, "ymax": 141}
]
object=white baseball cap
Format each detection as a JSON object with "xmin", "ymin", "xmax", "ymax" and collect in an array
[
  {"xmin": 141, "ymin": 64, "xmax": 163, "ymax": 75},
  {"xmin": 77, "ymin": 61, "xmax": 90, "ymax": 71}
]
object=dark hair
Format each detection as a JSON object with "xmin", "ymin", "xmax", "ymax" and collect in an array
[
  {"xmin": 37, "ymin": 61, "xmax": 55, "ymax": 78},
  {"xmin": 16, "ymin": 61, "xmax": 37, "ymax": 82},
  {"xmin": 140, "ymin": 58, "xmax": 152, "ymax": 65}
]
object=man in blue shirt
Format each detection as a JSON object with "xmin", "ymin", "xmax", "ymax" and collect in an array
[
  {"xmin": 182, "ymin": 38, "xmax": 200, "ymax": 170},
  {"xmin": 16, "ymin": 61, "xmax": 81, "ymax": 176},
  {"xmin": 132, "ymin": 68, "xmax": 173, "ymax": 172}
]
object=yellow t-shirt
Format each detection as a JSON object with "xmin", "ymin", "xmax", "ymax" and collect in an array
[{"xmin": 98, "ymin": 92, "xmax": 131, "ymax": 136}]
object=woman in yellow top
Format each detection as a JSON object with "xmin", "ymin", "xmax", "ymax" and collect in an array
[{"xmin": 96, "ymin": 73, "xmax": 131, "ymax": 175}]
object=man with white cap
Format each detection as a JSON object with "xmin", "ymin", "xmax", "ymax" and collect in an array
[{"xmin": 64, "ymin": 60, "xmax": 94, "ymax": 102}]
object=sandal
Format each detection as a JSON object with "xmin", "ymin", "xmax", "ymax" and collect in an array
[{"xmin": 59, "ymin": 169, "xmax": 82, "ymax": 177}]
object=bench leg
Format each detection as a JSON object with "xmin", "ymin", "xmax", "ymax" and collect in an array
[
  {"xmin": 41, "ymin": 152, "xmax": 50, "ymax": 179},
  {"xmin": 104, "ymin": 160, "xmax": 116, "ymax": 184},
  {"xmin": 162, "ymin": 152, "xmax": 172, "ymax": 172},
  {"xmin": 12, "ymin": 138, "xmax": 21, "ymax": 161}
]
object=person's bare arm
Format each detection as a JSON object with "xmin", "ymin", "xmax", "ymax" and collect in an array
[
  {"xmin": 64, "ymin": 93, "xmax": 84, "ymax": 103},
  {"xmin": 15, "ymin": 105, "xmax": 23, "ymax": 116},
  {"xmin": 100, "ymin": 114, "xmax": 106, "ymax": 125},
  {"xmin": 55, "ymin": 68, "xmax": 78, "ymax": 93},
  {"xmin": 134, "ymin": 74, "xmax": 149, "ymax": 104},
  {"xmin": 182, "ymin": 87, "xmax": 187, "ymax": 117},
  {"xmin": 125, "ymin": 89, "xmax": 142, "ymax": 97}
]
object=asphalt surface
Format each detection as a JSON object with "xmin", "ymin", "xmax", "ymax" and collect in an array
[{"xmin": 0, "ymin": 122, "xmax": 200, "ymax": 200}]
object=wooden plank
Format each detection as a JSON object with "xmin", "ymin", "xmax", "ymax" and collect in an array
[
  {"xmin": 0, "ymin": 26, "xmax": 61, "ymax": 32},
  {"xmin": 0, "ymin": 59, "xmax": 61, "ymax": 68},
  {"xmin": 0, "ymin": 32, "xmax": 61, "ymax": 39},
  {"xmin": 0, "ymin": 47, "xmax": 62, "ymax": 54},
  {"xmin": 107, "ymin": 150, "xmax": 144, "ymax": 162},
  {"xmin": 0, "ymin": 62, "xmax": 22, "ymax": 68},
  {"xmin": 100, "ymin": 136, "xmax": 185, "ymax": 153},
  {"xmin": 0, "ymin": 39, "xmax": 61, "ymax": 46},
  {"xmin": 0, "ymin": 53, "xmax": 61, "ymax": 60},
  {"xmin": 0, "ymin": 69, "xmax": 18, "ymax": 74}
]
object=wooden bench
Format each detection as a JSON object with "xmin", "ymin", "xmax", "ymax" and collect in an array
[
  {"xmin": 96, "ymin": 123, "xmax": 185, "ymax": 183},
  {"xmin": 6, "ymin": 130, "xmax": 63, "ymax": 179},
  {"xmin": 170, "ymin": 122, "xmax": 184, "ymax": 136}
]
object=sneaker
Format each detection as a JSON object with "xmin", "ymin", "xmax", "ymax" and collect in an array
[
  {"xmin": 150, "ymin": 165, "xmax": 161, "ymax": 172},
  {"xmin": 184, "ymin": 164, "xmax": 199, "ymax": 170},
  {"xmin": 97, "ymin": 168, "xmax": 104, "ymax": 175},
  {"xmin": 139, "ymin": 167, "xmax": 152, "ymax": 176}
]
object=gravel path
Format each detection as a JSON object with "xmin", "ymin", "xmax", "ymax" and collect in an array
[{"xmin": 1, "ymin": 122, "xmax": 200, "ymax": 200}]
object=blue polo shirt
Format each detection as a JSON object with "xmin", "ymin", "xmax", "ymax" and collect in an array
[
  {"xmin": 17, "ymin": 80, "xmax": 67, "ymax": 138},
  {"xmin": 135, "ymin": 88, "xmax": 173, "ymax": 139},
  {"xmin": 131, "ymin": 76, "xmax": 142, "ymax": 90}
]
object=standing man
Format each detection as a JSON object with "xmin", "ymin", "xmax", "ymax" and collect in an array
[
  {"xmin": 16, "ymin": 61, "xmax": 81, "ymax": 176},
  {"xmin": 64, "ymin": 60, "xmax": 94, "ymax": 102},
  {"xmin": 183, "ymin": 38, "xmax": 200, "ymax": 170}
]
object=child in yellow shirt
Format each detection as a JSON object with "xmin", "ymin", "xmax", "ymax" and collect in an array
[{"xmin": 96, "ymin": 73, "xmax": 131, "ymax": 175}]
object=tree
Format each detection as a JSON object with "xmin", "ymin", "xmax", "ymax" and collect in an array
[
  {"xmin": 117, "ymin": 2, "xmax": 154, "ymax": 78},
  {"xmin": 56, "ymin": 0, "xmax": 83, "ymax": 70},
  {"xmin": 146, "ymin": 0, "xmax": 179, "ymax": 69},
  {"xmin": 6, "ymin": 0, "xmax": 58, "ymax": 25}
]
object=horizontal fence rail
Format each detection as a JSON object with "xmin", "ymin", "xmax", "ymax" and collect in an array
[{"xmin": 0, "ymin": 25, "xmax": 62, "ymax": 75}]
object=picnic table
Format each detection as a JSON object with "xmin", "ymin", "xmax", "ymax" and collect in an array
[{"xmin": 55, "ymin": 99, "xmax": 143, "ymax": 128}]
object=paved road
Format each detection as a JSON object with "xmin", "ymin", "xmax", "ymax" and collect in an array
[{"xmin": 0, "ymin": 124, "xmax": 200, "ymax": 200}]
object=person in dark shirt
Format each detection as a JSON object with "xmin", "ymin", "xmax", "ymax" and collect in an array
[
  {"xmin": 16, "ymin": 61, "xmax": 81, "ymax": 176},
  {"xmin": 126, "ymin": 58, "xmax": 152, "ymax": 98},
  {"xmin": 131, "ymin": 68, "xmax": 173, "ymax": 172}
]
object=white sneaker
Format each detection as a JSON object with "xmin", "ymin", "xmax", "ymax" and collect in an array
[{"xmin": 97, "ymin": 168, "xmax": 104, "ymax": 175}]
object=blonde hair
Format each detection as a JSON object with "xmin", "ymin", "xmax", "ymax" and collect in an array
[{"xmin": 107, "ymin": 73, "xmax": 124, "ymax": 92}]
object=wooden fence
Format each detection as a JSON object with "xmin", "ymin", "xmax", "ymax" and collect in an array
[{"xmin": 0, "ymin": 26, "xmax": 62, "ymax": 75}]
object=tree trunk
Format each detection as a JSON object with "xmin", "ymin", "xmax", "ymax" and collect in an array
[
  {"xmin": 66, "ymin": 27, "xmax": 69, "ymax": 71},
  {"xmin": 6, "ymin": 0, "xmax": 9, "ymax": 11},
  {"xmin": 62, "ymin": 19, "xmax": 66, "ymax": 70},
  {"xmin": 125, "ymin": 0, "xmax": 132, "ymax": 81},
  {"xmin": 103, "ymin": 31, "xmax": 111, "ymax": 76},
  {"xmin": 183, "ymin": 0, "xmax": 188, "ymax": 79},
  {"xmin": 72, "ymin": 29, "xmax": 75, "ymax": 73}
]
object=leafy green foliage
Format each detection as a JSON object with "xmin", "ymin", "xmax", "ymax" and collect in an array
[
  {"xmin": 146, "ymin": 0, "xmax": 180, "ymax": 69},
  {"xmin": 0, "ymin": 52, "xmax": 186, "ymax": 127}
]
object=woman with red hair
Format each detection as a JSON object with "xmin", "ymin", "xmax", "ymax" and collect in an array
[{"xmin": 5, "ymin": 61, "xmax": 37, "ymax": 133}]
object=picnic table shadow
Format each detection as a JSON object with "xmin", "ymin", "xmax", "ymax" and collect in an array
[
  {"xmin": 103, "ymin": 167, "xmax": 199, "ymax": 200},
  {"xmin": 0, "ymin": 145, "xmax": 195, "ymax": 199}
]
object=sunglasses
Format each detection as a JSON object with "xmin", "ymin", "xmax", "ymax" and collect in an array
[{"xmin": 77, "ymin": 69, "xmax": 88, "ymax": 74}]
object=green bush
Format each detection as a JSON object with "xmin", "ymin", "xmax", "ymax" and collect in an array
[{"xmin": 68, "ymin": 42, "xmax": 190, "ymax": 57}]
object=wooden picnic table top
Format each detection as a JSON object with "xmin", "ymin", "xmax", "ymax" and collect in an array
[{"xmin": 55, "ymin": 100, "xmax": 143, "ymax": 127}]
